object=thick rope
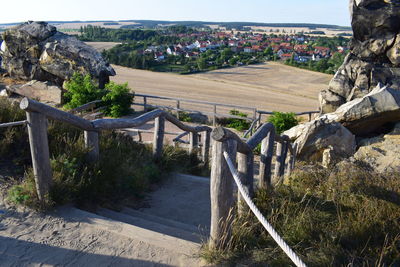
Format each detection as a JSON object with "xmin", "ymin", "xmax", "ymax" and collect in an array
[{"xmin": 223, "ymin": 151, "xmax": 307, "ymax": 267}]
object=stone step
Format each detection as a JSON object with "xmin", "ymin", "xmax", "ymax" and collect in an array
[
  {"xmin": 58, "ymin": 206, "xmax": 200, "ymax": 258},
  {"xmin": 121, "ymin": 207, "xmax": 201, "ymax": 235},
  {"xmin": 137, "ymin": 173, "xmax": 211, "ymax": 231},
  {"xmin": 97, "ymin": 207, "xmax": 202, "ymax": 243}
]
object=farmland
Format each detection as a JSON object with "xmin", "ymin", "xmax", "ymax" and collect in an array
[{"xmin": 110, "ymin": 61, "xmax": 332, "ymax": 114}]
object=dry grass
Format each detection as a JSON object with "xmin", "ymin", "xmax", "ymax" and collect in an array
[{"xmin": 201, "ymin": 162, "xmax": 400, "ymax": 266}]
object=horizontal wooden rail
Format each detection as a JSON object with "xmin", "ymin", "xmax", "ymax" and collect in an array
[
  {"xmin": 69, "ymin": 100, "xmax": 102, "ymax": 114},
  {"xmin": 134, "ymin": 93, "xmax": 257, "ymax": 111},
  {"xmin": 257, "ymin": 110, "xmax": 319, "ymax": 116},
  {"xmin": 20, "ymin": 98, "xmax": 95, "ymax": 131},
  {"xmin": 0, "ymin": 120, "xmax": 28, "ymax": 128},
  {"xmin": 132, "ymin": 103, "xmax": 254, "ymax": 122}
]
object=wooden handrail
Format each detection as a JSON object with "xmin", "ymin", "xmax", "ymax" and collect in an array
[
  {"xmin": 132, "ymin": 103, "xmax": 254, "ymax": 122},
  {"xmin": 69, "ymin": 100, "xmax": 102, "ymax": 114},
  {"xmin": 134, "ymin": 93, "xmax": 257, "ymax": 111},
  {"xmin": 20, "ymin": 98, "xmax": 95, "ymax": 131},
  {"xmin": 0, "ymin": 120, "xmax": 28, "ymax": 128}
]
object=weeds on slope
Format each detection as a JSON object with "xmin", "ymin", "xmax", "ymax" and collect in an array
[{"xmin": 201, "ymin": 162, "xmax": 400, "ymax": 266}]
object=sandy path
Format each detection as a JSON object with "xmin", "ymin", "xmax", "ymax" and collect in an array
[
  {"xmin": 111, "ymin": 62, "xmax": 331, "ymax": 114},
  {"xmin": 0, "ymin": 182, "xmax": 202, "ymax": 267}
]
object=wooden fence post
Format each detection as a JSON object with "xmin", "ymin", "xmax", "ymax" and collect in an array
[
  {"xmin": 84, "ymin": 131, "xmax": 99, "ymax": 162},
  {"xmin": 286, "ymin": 143, "xmax": 298, "ymax": 177},
  {"xmin": 210, "ymin": 138, "xmax": 237, "ymax": 249},
  {"xmin": 189, "ymin": 132, "xmax": 198, "ymax": 155},
  {"xmin": 202, "ymin": 130, "xmax": 211, "ymax": 164},
  {"xmin": 237, "ymin": 152, "xmax": 254, "ymax": 213},
  {"xmin": 26, "ymin": 111, "xmax": 53, "ymax": 202},
  {"xmin": 153, "ymin": 115, "xmax": 165, "ymax": 158},
  {"xmin": 213, "ymin": 105, "xmax": 217, "ymax": 126},
  {"xmin": 273, "ymin": 141, "xmax": 289, "ymax": 184},
  {"xmin": 143, "ymin": 96, "xmax": 148, "ymax": 112},
  {"xmin": 176, "ymin": 100, "xmax": 180, "ymax": 120},
  {"xmin": 259, "ymin": 130, "xmax": 275, "ymax": 188},
  {"xmin": 273, "ymin": 141, "xmax": 284, "ymax": 184}
]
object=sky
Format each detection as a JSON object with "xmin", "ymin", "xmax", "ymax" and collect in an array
[{"xmin": 0, "ymin": 0, "xmax": 350, "ymax": 26}]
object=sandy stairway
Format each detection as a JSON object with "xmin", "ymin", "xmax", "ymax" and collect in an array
[{"xmin": 90, "ymin": 173, "xmax": 211, "ymax": 265}]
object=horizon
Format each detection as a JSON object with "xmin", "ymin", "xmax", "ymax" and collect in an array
[{"xmin": 0, "ymin": 0, "xmax": 350, "ymax": 27}]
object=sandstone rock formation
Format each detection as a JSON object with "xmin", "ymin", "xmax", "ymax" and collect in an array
[
  {"xmin": 319, "ymin": 0, "xmax": 400, "ymax": 113},
  {"xmin": 6, "ymin": 80, "xmax": 63, "ymax": 104},
  {"xmin": 285, "ymin": 84, "xmax": 400, "ymax": 160},
  {"xmin": 354, "ymin": 122, "xmax": 400, "ymax": 172},
  {"xmin": 284, "ymin": 120, "xmax": 356, "ymax": 161},
  {"xmin": 0, "ymin": 21, "xmax": 115, "ymax": 88}
]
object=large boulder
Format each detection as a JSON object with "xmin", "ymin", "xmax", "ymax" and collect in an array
[
  {"xmin": 321, "ymin": 84, "xmax": 400, "ymax": 136},
  {"xmin": 6, "ymin": 80, "xmax": 63, "ymax": 104},
  {"xmin": 319, "ymin": 0, "xmax": 400, "ymax": 113},
  {"xmin": 285, "ymin": 84, "xmax": 400, "ymax": 160},
  {"xmin": 0, "ymin": 21, "xmax": 115, "ymax": 88},
  {"xmin": 284, "ymin": 119, "xmax": 356, "ymax": 161}
]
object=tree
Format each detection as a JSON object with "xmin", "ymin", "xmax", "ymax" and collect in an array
[{"xmin": 197, "ymin": 57, "xmax": 207, "ymax": 70}]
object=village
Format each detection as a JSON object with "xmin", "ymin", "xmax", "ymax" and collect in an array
[
  {"xmin": 100, "ymin": 27, "xmax": 350, "ymax": 73},
  {"xmin": 145, "ymin": 31, "xmax": 348, "ymax": 63}
]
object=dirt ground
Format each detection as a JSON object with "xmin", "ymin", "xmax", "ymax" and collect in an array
[{"xmin": 111, "ymin": 62, "xmax": 331, "ymax": 116}]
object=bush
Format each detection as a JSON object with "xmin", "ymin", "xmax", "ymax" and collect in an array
[
  {"xmin": 63, "ymin": 73, "xmax": 104, "ymax": 109},
  {"xmin": 201, "ymin": 163, "xmax": 400, "ymax": 266},
  {"xmin": 63, "ymin": 73, "xmax": 134, "ymax": 118},
  {"xmin": 268, "ymin": 111, "xmax": 298, "ymax": 134},
  {"xmin": 102, "ymin": 82, "xmax": 134, "ymax": 117},
  {"xmin": 218, "ymin": 110, "xmax": 251, "ymax": 131},
  {"xmin": 177, "ymin": 111, "xmax": 193, "ymax": 123}
]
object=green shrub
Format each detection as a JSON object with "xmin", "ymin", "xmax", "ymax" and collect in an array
[
  {"xmin": 218, "ymin": 110, "xmax": 251, "ymax": 131},
  {"xmin": 102, "ymin": 82, "xmax": 134, "ymax": 117},
  {"xmin": 268, "ymin": 111, "xmax": 298, "ymax": 134},
  {"xmin": 201, "ymin": 163, "xmax": 400, "ymax": 266},
  {"xmin": 63, "ymin": 73, "xmax": 134, "ymax": 118},
  {"xmin": 177, "ymin": 111, "xmax": 193, "ymax": 122},
  {"xmin": 63, "ymin": 73, "xmax": 104, "ymax": 109}
]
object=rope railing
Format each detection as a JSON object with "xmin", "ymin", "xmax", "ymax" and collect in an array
[{"xmin": 223, "ymin": 151, "xmax": 307, "ymax": 267}]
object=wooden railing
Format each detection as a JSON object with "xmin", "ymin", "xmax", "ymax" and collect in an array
[
  {"xmin": 209, "ymin": 123, "xmax": 297, "ymax": 248},
  {"xmin": 18, "ymin": 97, "xmax": 212, "ymax": 202},
  {"xmin": 133, "ymin": 93, "xmax": 319, "ymax": 128}
]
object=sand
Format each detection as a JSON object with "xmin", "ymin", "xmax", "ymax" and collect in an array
[{"xmin": 0, "ymin": 181, "xmax": 202, "ymax": 267}]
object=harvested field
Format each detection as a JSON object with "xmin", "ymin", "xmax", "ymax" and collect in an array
[
  {"xmin": 86, "ymin": 42, "xmax": 121, "ymax": 52},
  {"xmin": 111, "ymin": 62, "xmax": 332, "ymax": 117}
]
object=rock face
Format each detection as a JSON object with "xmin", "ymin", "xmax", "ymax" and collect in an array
[
  {"xmin": 0, "ymin": 21, "xmax": 115, "ymax": 88},
  {"xmin": 319, "ymin": 0, "xmax": 400, "ymax": 113},
  {"xmin": 6, "ymin": 80, "xmax": 63, "ymax": 104},
  {"xmin": 323, "ymin": 84, "xmax": 400, "ymax": 136},
  {"xmin": 284, "ymin": 120, "xmax": 356, "ymax": 161}
]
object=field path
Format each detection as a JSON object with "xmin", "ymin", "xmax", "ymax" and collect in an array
[{"xmin": 111, "ymin": 62, "xmax": 332, "ymax": 113}]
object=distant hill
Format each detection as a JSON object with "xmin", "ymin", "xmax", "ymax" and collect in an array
[{"xmin": 0, "ymin": 20, "xmax": 351, "ymax": 31}]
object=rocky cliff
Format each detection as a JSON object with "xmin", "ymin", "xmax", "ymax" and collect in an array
[
  {"xmin": 319, "ymin": 0, "xmax": 400, "ymax": 113},
  {"xmin": 0, "ymin": 21, "xmax": 115, "ymax": 88}
]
